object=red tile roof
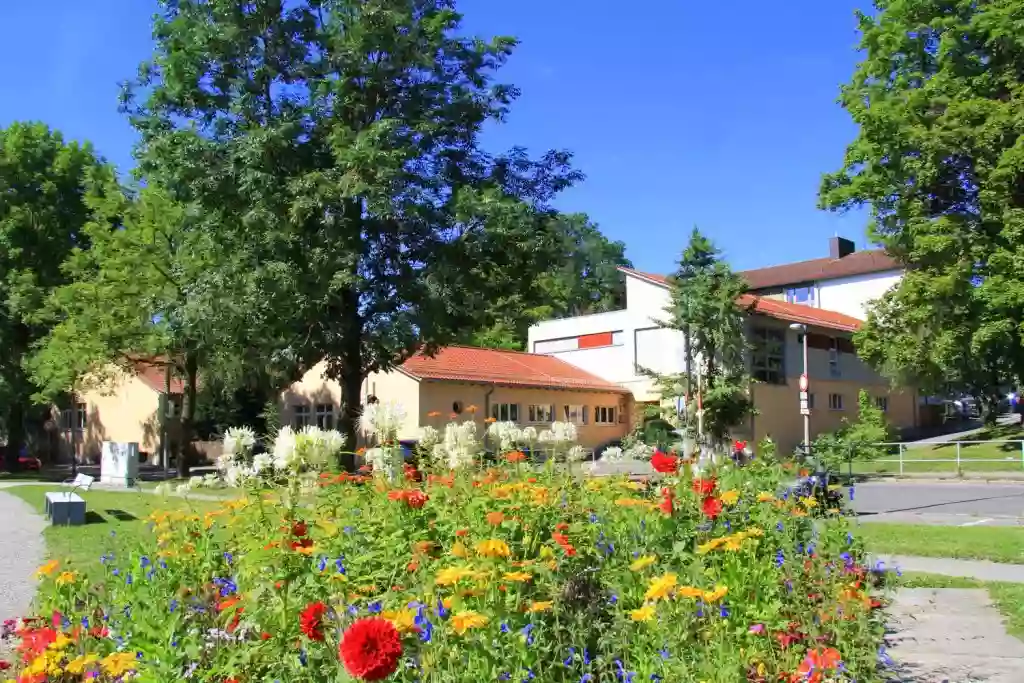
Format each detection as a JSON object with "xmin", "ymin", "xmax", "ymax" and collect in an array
[
  {"xmin": 400, "ymin": 346, "xmax": 630, "ymax": 393},
  {"xmin": 127, "ymin": 357, "xmax": 185, "ymax": 394},
  {"xmin": 737, "ymin": 250, "xmax": 900, "ymax": 290},
  {"xmin": 618, "ymin": 267, "xmax": 863, "ymax": 332}
]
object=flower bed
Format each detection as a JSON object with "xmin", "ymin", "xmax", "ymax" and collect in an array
[{"xmin": 6, "ymin": 427, "xmax": 888, "ymax": 682}]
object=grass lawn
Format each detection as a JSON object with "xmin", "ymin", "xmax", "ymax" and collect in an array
[
  {"xmin": 856, "ymin": 522, "xmax": 1024, "ymax": 564},
  {"xmin": 850, "ymin": 423, "xmax": 1024, "ymax": 475},
  {"xmin": 7, "ymin": 485, "xmax": 223, "ymax": 581},
  {"xmin": 899, "ymin": 572, "xmax": 1024, "ymax": 640}
]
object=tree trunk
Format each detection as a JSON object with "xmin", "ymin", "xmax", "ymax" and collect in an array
[
  {"xmin": 337, "ymin": 287, "xmax": 364, "ymax": 471},
  {"xmin": 5, "ymin": 401, "xmax": 25, "ymax": 472},
  {"xmin": 177, "ymin": 352, "xmax": 199, "ymax": 479}
]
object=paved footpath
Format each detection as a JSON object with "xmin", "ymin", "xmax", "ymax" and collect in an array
[
  {"xmin": 0, "ymin": 491, "xmax": 45, "ymax": 656},
  {"xmin": 888, "ymin": 588, "xmax": 1024, "ymax": 681},
  {"xmin": 876, "ymin": 555, "xmax": 1024, "ymax": 583}
]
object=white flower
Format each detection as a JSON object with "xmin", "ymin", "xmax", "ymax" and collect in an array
[
  {"xmin": 418, "ymin": 425, "xmax": 441, "ymax": 449},
  {"xmin": 539, "ymin": 421, "xmax": 577, "ymax": 444},
  {"xmin": 487, "ymin": 421, "xmax": 522, "ymax": 452},
  {"xmin": 188, "ymin": 475, "xmax": 205, "ymax": 489},
  {"xmin": 364, "ymin": 447, "xmax": 387, "ymax": 471},
  {"xmin": 153, "ymin": 482, "xmax": 171, "ymax": 497},
  {"xmin": 358, "ymin": 401, "xmax": 406, "ymax": 442},
  {"xmin": 624, "ymin": 442, "xmax": 655, "ymax": 460},
  {"xmin": 520, "ymin": 426, "xmax": 538, "ymax": 442},
  {"xmin": 440, "ymin": 420, "xmax": 479, "ymax": 468},
  {"xmin": 224, "ymin": 464, "xmax": 248, "ymax": 487},
  {"xmin": 251, "ymin": 451, "xmax": 273, "ymax": 475},
  {"xmin": 175, "ymin": 482, "xmax": 190, "ymax": 495},
  {"xmin": 272, "ymin": 427, "xmax": 299, "ymax": 470},
  {"xmin": 538, "ymin": 429, "xmax": 554, "ymax": 443},
  {"xmin": 222, "ymin": 426, "xmax": 256, "ymax": 459},
  {"xmin": 601, "ymin": 446, "xmax": 625, "ymax": 462},
  {"xmin": 567, "ymin": 445, "xmax": 589, "ymax": 462}
]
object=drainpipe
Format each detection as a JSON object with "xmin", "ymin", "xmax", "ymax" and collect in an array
[{"xmin": 484, "ymin": 386, "xmax": 495, "ymax": 452}]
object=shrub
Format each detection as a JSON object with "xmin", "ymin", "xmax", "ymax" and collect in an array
[{"xmin": 8, "ymin": 420, "xmax": 887, "ymax": 682}]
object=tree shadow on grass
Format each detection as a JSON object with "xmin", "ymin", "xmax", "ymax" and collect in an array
[{"xmin": 103, "ymin": 509, "xmax": 138, "ymax": 522}]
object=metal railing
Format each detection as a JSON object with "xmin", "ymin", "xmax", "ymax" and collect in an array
[{"xmin": 863, "ymin": 439, "xmax": 1024, "ymax": 474}]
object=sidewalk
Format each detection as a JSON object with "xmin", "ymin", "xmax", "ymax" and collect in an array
[{"xmin": 876, "ymin": 554, "xmax": 1024, "ymax": 583}]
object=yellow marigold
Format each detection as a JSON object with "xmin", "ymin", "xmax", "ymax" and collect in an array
[
  {"xmin": 697, "ymin": 538, "xmax": 727, "ymax": 554},
  {"xmin": 719, "ymin": 489, "xmax": 740, "ymax": 505},
  {"xmin": 318, "ymin": 519, "xmax": 339, "ymax": 537},
  {"xmin": 790, "ymin": 508, "xmax": 808, "ymax": 517},
  {"xmin": 621, "ymin": 481, "xmax": 645, "ymax": 491},
  {"xmin": 676, "ymin": 586, "xmax": 704, "ymax": 599},
  {"xmin": 630, "ymin": 605, "xmax": 656, "ymax": 622},
  {"xmin": 475, "ymin": 539, "xmax": 511, "ymax": 559},
  {"xmin": 65, "ymin": 653, "xmax": 99, "ymax": 675},
  {"xmin": 703, "ymin": 585, "xmax": 728, "ymax": 602},
  {"xmin": 383, "ymin": 609, "xmax": 417, "ymax": 633},
  {"xmin": 614, "ymin": 498, "xmax": 649, "ymax": 508},
  {"xmin": 539, "ymin": 546, "xmax": 555, "ymax": 559},
  {"xmin": 451, "ymin": 542, "xmax": 470, "ymax": 559},
  {"xmin": 799, "ymin": 496, "xmax": 818, "ymax": 508},
  {"xmin": 723, "ymin": 537, "xmax": 744, "ymax": 551},
  {"xmin": 502, "ymin": 571, "xmax": 533, "ymax": 582},
  {"xmin": 526, "ymin": 601, "xmax": 553, "ymax": 613},
  {"xmin": 756, "ymin": 491, "xmax": 775, "ymax": 502},
  {"xmin": 644, "ymin": 573, "xmax": 678, "ymax": 601},
  {"xmin": 48, "ymin": 633, "xmax": 73, "ymax": 651},
  {"xmin": 35, "ymin": 560, "xmax": 59, "ymax": 578},
  {"xmin": 742, "ymin": 528, "xmax": 765, "ymax": 538},
  {"xmin": 629, "ymin": 555, "xmax": 657, "ymax": 571},
  {"xmin": 101, "ymin": 652, "xmax": 138, "ymax": 677},
  {"xmin": 55, "ymin": 571, "xmax": 77, "ymax": 587},
  {"xmin": 435, "ymin": 566, "xmax": 477, "ymax": 586},
  {"xmin": 451, "ymin": 610, "xmax": 488, "ymax": 634}
]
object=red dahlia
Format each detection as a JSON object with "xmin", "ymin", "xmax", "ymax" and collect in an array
[
  {"xmin": 692, "ymin": 477, "xmax": 717, "ymax": 496},
  {"xmin": 702, "ymin": 496, "xmax": 723, "ymax": 519},
  {"xmin": 650, "ymin": 450, "xmax": 679, "ymax": 474},
  {"xmin": 340, "ymin": 617, "xmax": 403, "ymax": 681},
  {"xmin": 299, "ymin": 601, "xmax": 328, "ymax": 641},
  {"xmin": 292, "ymin": 521, "xmax": 308, "ymax": 537}
]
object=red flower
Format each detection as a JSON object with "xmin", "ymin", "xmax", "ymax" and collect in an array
[
  {"xmin": 733, "ymin": 440, "xmax": 747, "ymax": 452},
  {"xmin": 260, "ymin": 632, "xmax": 272, "ymax": 640},
  {"xmin": 455, "ymin": 528, "xmax": 468, "ymax": 537},
  {"xmin": 794, "ymin": 647, "xmax": 842, "ymax": 683},
  {"xmin": 552, "ymin": 532, "xmax": 578, "ymax": 557},
  {"xmin": 403, "ymin": 464, "xmax": 422, "ymax": 482},
  {"xmin": 702, "ymin": 496, "xmax": 723, "ymax": 519},
  {"xmin": 289, "ymin": 537, "xmax": 314, "ymax": 551},
  {"xmin": 650, "ymin": 450, "xmax": 679, "ymax": 474},
  {"xmin": 339, "ymin": 617, "xmax": 403, "ymax": 681},
  {"xmin": 300, "ymin": 601, "xmax": 328, "ymax": 641},
  {"xmin": 505, "ymin": 450, "xmax": 527, "ymax": 463},
  {"xmin": 659, "ymin": 487, "xmax": 674, "ymax": 516},
  {"xmin": 0, "ymin": 660, "xmax": 10, "ymax": 670},
  {"xmin": 387, "ymin": 489, "xmax": 429, "ymax": 509},
  {"xmin": 692, "ymin": 477, "xmax": 717, "ymax": 496},
  {"xmin": 291, "ymin": 521, "xmax": 308, "ymax": 537}
]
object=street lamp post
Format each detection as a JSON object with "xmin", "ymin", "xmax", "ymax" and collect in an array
[{"xmin": 789, "ymin": 323, "xmax": 810, "ymax": 455}]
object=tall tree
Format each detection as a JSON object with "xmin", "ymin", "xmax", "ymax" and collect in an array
[
  {"xmin": 820, "ymin": 0, "xmax": 1024, "ymax": 416},
  {"xmin": 0, "ymin": 122, "xmax": 116, "ymax": 469},
  {"xmin": 123, "ymin": 0, "xmax": 580, "ymax": 453},
  {"xmin": 467, "ymin": 212, "xmax": 632, "ymax": 349},
  {"xmin": 652, "ymin": 228, "xmax": 753, "ymax": 443}
]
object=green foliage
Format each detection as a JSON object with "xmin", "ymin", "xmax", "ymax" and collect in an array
[
  {"xmin": 123, "ymin": 0, "xmax": 582, "ymax": 450},
  {"xmin": 820, "ymin": 0, "xmax": 1024, "ymax": 415},
  {"xmin": 652, "ymin": 228, "xmax": 753, "ymax": 443},
  {"xmin": 0, "ymin": 122, "xmax": 116, "ymax": 463},
  {"xmin": 811, "ymin": 389, "xmax": 893, "ymax": 472}
]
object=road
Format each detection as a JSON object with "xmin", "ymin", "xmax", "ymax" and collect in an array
[{"xmin": 853, "ymin": 480, "xmax": 1024, "ymax": 526}]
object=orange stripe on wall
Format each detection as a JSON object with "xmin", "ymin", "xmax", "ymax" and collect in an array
[{"xmin": 578, "ymin": 332, "xmax": 614, "ymax": 349}]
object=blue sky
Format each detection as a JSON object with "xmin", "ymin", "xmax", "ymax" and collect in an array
[{"xmin": 0, "ymin": 0, "xmax": 870, "ymax": 274}]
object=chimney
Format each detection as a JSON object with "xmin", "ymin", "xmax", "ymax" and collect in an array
[{"xmin": 829, "ymin": 236, "xmax": 855, "ymax": 259}]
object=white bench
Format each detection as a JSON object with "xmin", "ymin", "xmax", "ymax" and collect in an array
[{"xmin": 45, "ymin": 492, "xmax": 86, "ymax": 525}]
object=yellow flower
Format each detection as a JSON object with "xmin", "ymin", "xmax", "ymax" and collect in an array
[
  {"xmin": 703, "ymin": 585, "xmax": 729, "ymax": 602},
  {"xmin": 48, "ymin": 633, "xmax": 73, "ymax": 651},
  {"xmin": 756, "ymin": 491, "xmax": 775, "ymax": 502},
  {"xmin": 526, "ymin": 600, "xmax": 553, "ymax": 613},
  {"xmin": 720, "ymin": 489, "xmax": 740, "ymax": 505},
  {"xmin": 435, "ymin": 566, "xmax": 477, "ymax": 587},
  {"xmin": 451, "ymin": 610, "xmax": 488, "ymax": 634},
  {"xmin": 35, "ymin": 560, "xmax": 59, "ymax": 577},
  {"xmin": 317, "ymin": 519, "xmax": 339, "ymax": 537},
  {"xmin": 799, "ymin": 496, "xmax": 818, "ymax": 508},
  {"xmin": 65, "ymin": 654, "xmax": 99, "ymax": 675},
  {"xmin": 55, "ymin": 571, "xmax": 77, "ymax": 587},
  {"xmin": 676, "ymin": 586, "xmax": 704, "ymax": 599},
  {"xmin": 475, "ymin": 539, "xmax": 511, "ymax": 559},
  {"xmin": 383, "ymin": 609, "xmax": 417, "ymax": 633},
  {"xmin": 723, "ymin": 537, "xmax": 744, "ymax": 551},
  {"xmin": 101, "ymin": 652, "xmax": 138, "ymax": 677},
  {"xmin": 451, "ymin": 541, "xmax": 470, "ymax": 559},
  {"xmin": 629, "ymin": 555, "xmax": 657, "ymax": 571},
  {"xmin": 790, "ymin": 508, "xmax": 808, "ymax": 517},
  {"xmin": 539, "ymin": 546, "xmax": 555, "ymax": 559},
  {"xmin": 630, "ymin": 605, "xmax": 656, "ymax": 622},
  {"xmin": 697, "ymin": 537, "xmax": 727, "ymax": 554},
  {"xmin": 502, "ymin": 571, "xmax": 533, "ymax": 582},
  {"xmin": 644, "ymin": 573, "xmax": 678, "ymax": 601}
]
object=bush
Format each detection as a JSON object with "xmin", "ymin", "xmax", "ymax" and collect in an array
[
  {"xmin": 9, "ymin": 422, "xmax": 888, "ymax": 682},
  {"xmin": 811, "ymin": 390, "xmax": 892, "ymax": 473}
]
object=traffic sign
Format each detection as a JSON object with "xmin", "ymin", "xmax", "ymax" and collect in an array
[{"xmin": 798, "ymin": 374, "xmax": 808, "ymax": 392}]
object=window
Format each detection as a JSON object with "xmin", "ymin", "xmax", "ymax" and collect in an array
[
  {"xmin": 564, "ymin": 404, "xmax": 589, "ymax": 425},
  {"xmin": 828, "ymin": 393, "xmax": 844, "ymax": 411},
  {"xmin": 60, "ymin": 403, "xmax": 86, "ymax": 430},
  {"xmin": 164, "ymin": 395, "xmax": 182, "ymax": 418},
  {"xmin": 491, "ymin": 403, "xmax": 519, "ymax": 422},
  {"xmin": 785, "ymin": 285, "xmax": 817, "ymax": 306},
  {"xmin": 751, "ymin": 327, "xmax": 786, "ymax": 384},
  {"xmin": 292, "ymin": 404, "xmax": 311, "ymax": 428},
  {"xmin": 527, "ymin": 404, "xmax": 554, "ymax": 423},
  {"xmin": 875, "ymin": 396, "xmax": 889, "ymax": 412},
  {"xmin": 806, "ymin": 393, "xmax": 816, "ymax": 410},
  {"xmin": 594, "ymin": 406, "xmax": 616, "ymax": 425},
  {"xmin": 534, "ymin": 331, "xmax": 625, "ymax": 354},
  {"xmin": 316, "ymin": 403, "xmax": 335, "ymax": 429},
  {"xmin": 829, "ymin": 339, "xmax": 841, "ymax": 378}
]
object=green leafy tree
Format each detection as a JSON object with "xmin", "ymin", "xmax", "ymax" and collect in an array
[
  {"xmin": 820, "ymin": 0, "xmax": 1024, "ymax": 418},
  {"xmin": 123, "ymin": 1, "xmax": 580, "ymax": 453},
  {"xmin": 652, "ymin": 228, "xmax": 753, "ymax": 444},
  {"xmin": 0, "ymin": 122, "xmax": 116, "ymax": 468},
  {"xmin": 467, "ymin": 212, "xmax": 632, "ymax": 349},
  {"xmin": 812, "ymin": 389, "xmax": 892, "ymax": 472}
]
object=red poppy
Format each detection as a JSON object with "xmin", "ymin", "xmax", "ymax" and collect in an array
[
  {"xmin": 733, "ymin": 440, "xmax": 748, "ymax": 452},
  {"xmin": 339, "ymin": 617, "xmax": 403, "ymax": 681},
  {"xmin": 552, "ymin": 532, "xmax": 578, "ymax": 557},
  {"xmin": 702, "ymin": 496, "xmax": 723, "ymax": 519},
  {"xmin": 692, "ymin": 477, "xmax": 717, "ymax": 496},
  {"xmin": 403, "ymin": 464, "xmax": 423, "ymax": 482},
  {"xmin": 291, "ymin": 521, "xmax": 308, "ymax": 537},
  {"xmin": 650, "ymin": 450, "xmax": 679, "ymax": 474},
  {"xmin": 260, "ymin": 632, "xmax": 272, "ymax": 641},
  {"xmin": 659, "ymin": 487, "xmax": 674, "ymax": 516},
  {"xmin": 299, "ymin": 601, "xmax": 328, "ymax": 641},
  {"xmin": 794, "ymin": 647, "xmax": 842, "ymax": 683}
]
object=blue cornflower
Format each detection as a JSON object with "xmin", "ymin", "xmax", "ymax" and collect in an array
[
  {"xmin": 775, "ymin": 550, "xmax": 785, "ymax": 567},
  {"xmin": 435, "ymin": 599, "xmax": 448, "ymax": 619},
  {"xmin": 719, "ymin": 604, "xmax": 730, "ymax": 618},
  {"xmin": 343, "ymin": 526, "xmax": 354, "ymax": 534},
  {"xmin": 776, "ymin": 521, "xmax": 784, "ymax": 532},
  {"xmin": 583, "ymin": 649, "xmax": 592, "ymax": 665},
  {"xmin": 299, "ymin": 649, "xmax": 308, "ymax": 667},
  {"xmin": 335, "ymin": 557, "xmax": 347, "ymax": 574},
  {"xmin": 848, "ymin": 486, "xmax": 855, "ymax": 501},
  {"xmin": 169, "ymin": 599, "xmax": 178, "ymax": 613},
  {"xmin": 317, "ymin": 556, "xmax": 328, "ymax": 572},
  {"xmin": 223, "ymin": 552, "xmax": 233, "ymax": 565},
  {"xmin": 418, "ymin": 619, "xmax": 433, "ymax": 643},
  {"xmin": 499, "ymin": 675, "xmax": 510, "ymax": 681},
  {"xmin": 659, "ymin": 647, "xmax": 670, "ymax": 660},
  {"xmin": 140, "ymin": 556, "xmax": 151, "ymax": 568},
  {"xmin": 589, "ymin": 513, "xmax": 598, "ymax": 523},
  {"xmin": 846, "ymin": 532, "xmax": 854, "ymax": 545},
  {"xmin": 724, "ymin": 520, "xmax": 731, "ymax": 531},
  {"xmin": 564, "ymin": 647, "xmax": 576, "ymax": 666},
  {"xmin": 159, "ymin": 559, "xmax": 167, "ymax": 569},
  {"xmin": 580, "ymin": 676, "xmax": 594, "ymax": 683},
  {"xmin": 840, "ymin": 551, "xmax": 852, "ymax": 565},
  {"xmin": 112, "ymin": 569, "xmax": 120, "ymax": 576},
  {"xmin": 136, "ymin": 652, "xmax": 144, "ymax": 660},
  {"xmin": 522, "ymin": 669, "xmax": 535, "ymax": 682},
  {"xmin": 696, "ymin": 600, "xmax": 704, "ymax": 618},
  {"xmin": 368, "ymin": 601, "xmax": 382, "ymax": 614},
  {"xmin": 875, "ymin": 560, "xmax": 886, "ymax": 572},
  {"xmin": 213, "ymin": 577, "xmax": 237, "ymax": 597},
  {"xmin": 81, "ymin": 616, "xmax": 89, "ymax": 628},
  {"xmin": 146, "ymin": 568, "xmax": 155, "ymax": 580},
  {"xmin": 520, "ymin": 623, "xmax": 535, "ymax": 646},
  {"xmin": 796, "ymin": 542, "xmax": 804, "ymax": 555},
  {"xmin": 608, "ymin": 594, "xmax": 618, "ymax": 605},
  {"xmin": 126, "ymin": 573, "xmax": 133, "ymax": 586},
  {"xmin": 807, "ymin": 543, "xmax": 816, "ymax": 556},
  {"xmin": 650, "ymin": 675, "xmax": 663, "ymax": 682},
  {"xmin": 500, "ymin": 622, "xmax": 510, "ymax": 634}
]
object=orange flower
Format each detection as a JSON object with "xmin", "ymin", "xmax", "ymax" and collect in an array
[
  {"xmin": 466, "ymin": 404, "xmax": 478, "ymax": 413},
  {"xmin": 486, "ymin": 511, "xmax": 505, "ymax": 526},
  {"xmin": 455, "ymin": 528, "xmax": 469, "ymax": 537},
  {"xmin": 413, "ymin": 541, "xmax": 435, "ymax": 555},
  {"xmin": 505, "ymin": 451, "xmax": 527, "ymax": 463},
  {"xmin": 427, "ymin": 411, "xmax": 441, "ymax": 418},
  {"xmin": 484, "ymin": 417, "xmax": 497, "ymax": 423}
]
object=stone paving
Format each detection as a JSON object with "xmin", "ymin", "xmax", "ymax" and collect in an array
[
  {"xmin": 0, "ymin": 491, "xmax": 45, "ymax": 657},
  {"xmin": 886, "ymin": 588, "xmax": 1024, "ymax": 682},
  {"xmin": 876, "ymin": 555, "xmax": 1024, "ymax": 584}
]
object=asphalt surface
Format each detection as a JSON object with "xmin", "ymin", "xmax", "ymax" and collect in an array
[{"xmin": 853, "ymin": 480, "xmax": 1024, "ymax": 526}]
